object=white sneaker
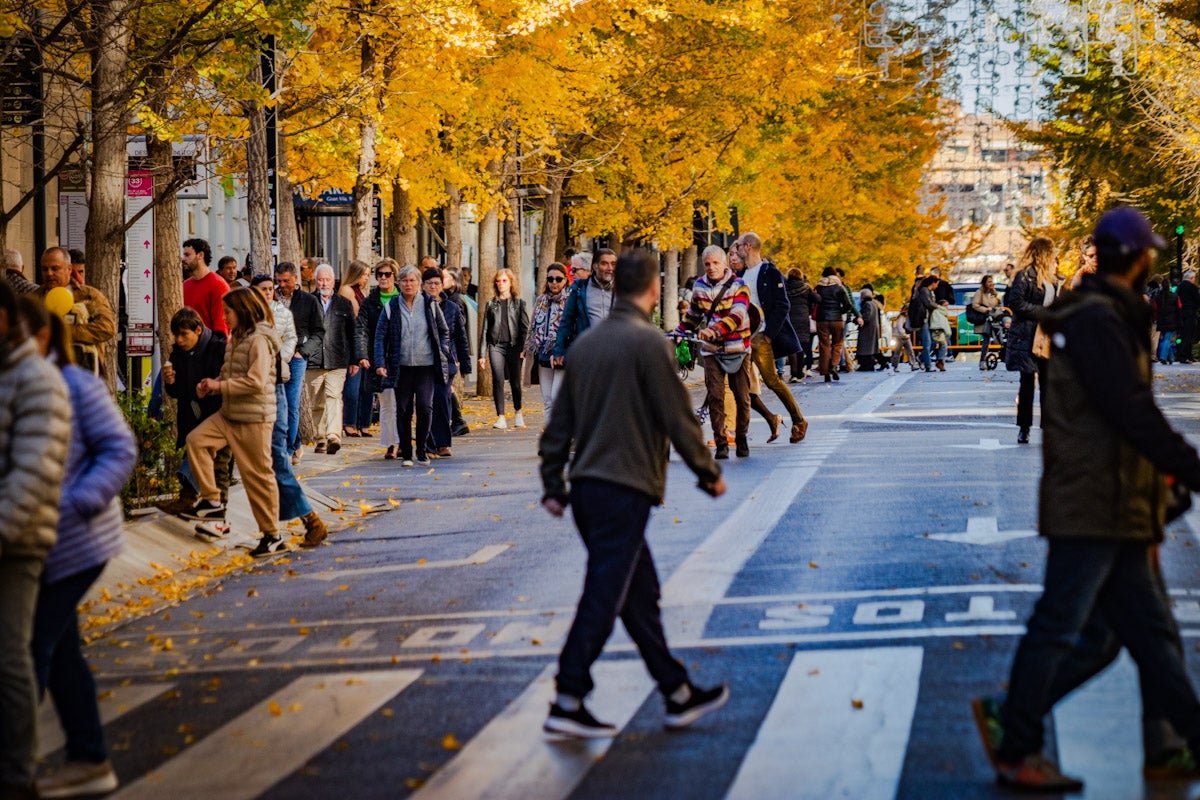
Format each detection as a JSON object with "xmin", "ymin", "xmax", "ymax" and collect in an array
[
  {"xmin": 514, "ymin": 412, "xmax": 526, "ymax": 428},
  {"xmin": 36, "ymin": 759, "xmax": 119, "ymax": 798},
  {"xmin": 493, "ymin": 416, "xmax": 508, "ymax": 430}
]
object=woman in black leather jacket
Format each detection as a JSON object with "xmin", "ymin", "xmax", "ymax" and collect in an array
[{"xmin": 478, "ymin": 268, "xmax": 530, "ymax": 429}]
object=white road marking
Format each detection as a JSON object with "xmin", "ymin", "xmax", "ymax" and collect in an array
[
  {"xmin": 111, "ymin": 670, "xmax": 421, "ymax": 800},
  {"xmin": 411, "ymin": 661, "xmax": 653, "ymax": 800},
  {"xmin": 924, "ymin": 516, "xmax": 1038, "ymax": 546},
  {"xmin": 949, "ymin": 437, "xmax": 1018, "ymax": 451},
  {"xmin": 1054, "ymin": 653, "xmax": 1142, "ymax": 800},
  {"xmin": 725, "ymin": 647, "xmax": 923, "ymax": 800},
  {"xmin": 307, "ymin": 544, "xmax": 512, "ymax": 581},
  {"xmin": 663, "ymin": 373, "xmax": 912, "ymax": 640},
  {"xmin": 37, "ymin": 683, "xmax": 174, "ymax": 758}
]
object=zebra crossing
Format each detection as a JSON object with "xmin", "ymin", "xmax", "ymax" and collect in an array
[{"xmin": 33, "ymin": 643, "xmax": 1171, "ymax": 799}]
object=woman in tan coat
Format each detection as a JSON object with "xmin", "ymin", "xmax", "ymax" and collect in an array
[{"xmin": 183, "ymin": 288, "xmax": 284, "ymax": 557}]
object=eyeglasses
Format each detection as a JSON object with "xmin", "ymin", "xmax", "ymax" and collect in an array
[
  {"xmin": 546, "ymin": 276, "xmax": 565, "ymax": 283},
  {"xmin": 377, "ymin": 272, "xmax": 394, "ymax": 278}
]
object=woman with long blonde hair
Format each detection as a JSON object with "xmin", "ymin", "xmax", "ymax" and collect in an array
[
  {"xmin": 478, "ymin": 268, "xmax": 529, "ymax": 429},
  {"xmin": 1006, "ymin": 237, "xmax": 1060, "ymax": 443}
]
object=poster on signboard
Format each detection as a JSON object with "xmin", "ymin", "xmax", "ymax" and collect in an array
[{"xmin": 125, "ymin": 171, "xmax": 155, "ymax": 357}]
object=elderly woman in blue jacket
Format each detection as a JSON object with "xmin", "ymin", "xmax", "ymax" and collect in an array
[{"xmin": 18, "ymin": 298, "xmax": 136, "ymax": 799}]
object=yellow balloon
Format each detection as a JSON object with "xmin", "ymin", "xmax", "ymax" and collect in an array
[{"xmin": 44, "ymin": 287, "xmax": 74, "ymax": 317}]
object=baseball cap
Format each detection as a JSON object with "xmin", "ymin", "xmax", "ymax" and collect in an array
[{"xmin": 1093, "ymin": 206, "xmax": 1167, "ymax": 254}]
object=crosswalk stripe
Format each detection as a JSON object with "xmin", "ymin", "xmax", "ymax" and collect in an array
[
  {"xmin": 725, "ymin": 646, "xmax": 923, "ymax": 800},
  {"xmin": 111, "ymin": 670, "xmax": 422, "ymax": 800},
  {"xmin": 38, "ymin": 683, "xmax": 174, "ymax": 759},
  {"xmin": 412, "ymin": 660, "xmax": 654, "ymax": 800},
  {"xmin": 1054, "ymin": 652, "xmax": 1142, "ymax": 798}
]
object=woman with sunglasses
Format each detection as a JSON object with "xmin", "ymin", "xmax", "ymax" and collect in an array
[
  {"xmin": 356, "ymin": 259, "xmax": 401, "ymax": 458},
  {"xmin": 525, "ymin": 263, "xmax": 570, "ymax": 425},
  {"xmin": 478, "ymin": 268, "xmax": 529, "ymax": 429}
]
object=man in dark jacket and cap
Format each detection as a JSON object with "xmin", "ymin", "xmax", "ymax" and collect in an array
[{"xmin": 973, "ymin": 207, "xmax": 1200, "ymax": 792}]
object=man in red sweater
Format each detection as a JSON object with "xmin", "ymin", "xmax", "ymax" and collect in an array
[{"xmin": 182, "ymin": 238, "xmax": 229, "ymax": 335}]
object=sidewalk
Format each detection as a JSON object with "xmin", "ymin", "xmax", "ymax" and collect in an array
[{"xmin": 80, "ymin": 394, "xmax": 522, "ymax": 636}]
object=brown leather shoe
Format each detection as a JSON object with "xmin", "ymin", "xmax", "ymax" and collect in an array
[
  {"xmin": 790, "ymin": 419, "xmax": 808, "ymax": 443},
  {"xmin": 436, "ymin": 447, "xmax": 453, "ymax": 458},
  {"xmin": 300, "ymin": 512, "xmax": 328, "ymax": 548}
]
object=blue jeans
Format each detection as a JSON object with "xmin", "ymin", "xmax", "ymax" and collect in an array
[
  {"xmin": 31, "ymin": 564, "xmax": 107, "ymax": 764},
  {"xmin": 918, "ymin": 323, "xmax": 933, "ymax": 370},
  {"xmin": 284, "ymin": 356, "xmax": 307, "ymax": 454},
  {"xmin": 998, "ymin": 539, "xmax": 1200, "ymax": 761},
  {"xmin": 556, "ymin": 478, "xmax": 688, "ymax": 700},
  {"xmin": 1158, "ymin": 331, "xmax": 1177, "ymax": 363},
  {"xmin": 342, "ymin": 368, "xmax": 373, "ymax": 429},
  {"xmin": 274, "ymin": 385, "xmax": 312, "ymax": 521}
]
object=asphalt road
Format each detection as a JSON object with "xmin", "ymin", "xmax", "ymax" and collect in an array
[{"xmin": 46, "ymin": 359, "xmax": 1200, "ymax": 799}]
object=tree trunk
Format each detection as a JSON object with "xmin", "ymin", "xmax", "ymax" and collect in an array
[
  {"xmin": 443, "ymin": 180, "xmax": 461, "ymax": 271},
  {"xmin": 682, "ymin": 245, "xmax": 698, "ymax": 280},
  {"xmin": 276, "ymin": 117, "xmax": 302, "ymax": 267},
  {"xmin": 663, "ymin": 247, "xmax": 680, "ymax": 330},
  {"xmin": 390, "ymin": 180, "xmax": 416, "ymax": 264},
  {"xmin": 350, "ymin": 124, "xmax": 376, "ymax": 261},
  {"xmin": 149, "ymin": 135, "xmax": 182, "ymax": 423},
  {"xmin": 86, "ymin": 0, "xmax": 133, "ymax": 391},
  {"xmin": 504, "ymin": 189, "xmax": 521, "ymax": 277},
  {"xmin": 243, "ymin": 61, "xmax": 272, "ymax": 278},
  {"xmin": 537, "ymin": 167, "xmax": 564, "ymax": 268},
  {"xmin": 475, "ymin": 202, "xmax": 499, "ymax": 399}
]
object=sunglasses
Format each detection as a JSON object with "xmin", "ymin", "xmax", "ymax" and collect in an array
[
  {"xmin": 377, "ymin": 272, "xmax": 394, "ymax": 278},
  {"xmin": 546, "ymin": 276, "xmax": 566, "ymax": 283}
]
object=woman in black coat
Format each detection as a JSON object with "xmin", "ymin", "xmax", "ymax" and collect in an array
[
  {"xmin": 785, "ymin": 269, "xmax": 818, "ymax": 380},
  {"xmin": 1006, "ymin": 237, "xmax": 1059, "ymax": 444}
]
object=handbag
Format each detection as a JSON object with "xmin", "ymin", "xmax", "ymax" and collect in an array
[
  {"xmin": 1032, "ymin": 325, "xmax": 1051, "ymax": 359},
  {"xmin": 965, "ymin": 304, "xmax": 987, "ymax": 325}
]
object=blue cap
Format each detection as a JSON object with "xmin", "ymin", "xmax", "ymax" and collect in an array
[{"xmin": 1093, "ymin": 206, "xmax": 1167, "ymax": 254}]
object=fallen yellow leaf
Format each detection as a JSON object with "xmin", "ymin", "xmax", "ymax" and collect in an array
[{"xmin": 441, "ymin": 733, "xmax": 462, "ymax": 751}]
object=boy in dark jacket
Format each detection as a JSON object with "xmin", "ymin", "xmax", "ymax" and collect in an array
[{"xmin": 159, "ymin": 308, "xmax": 228, "ymax": 513}]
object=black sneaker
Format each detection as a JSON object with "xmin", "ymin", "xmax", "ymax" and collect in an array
[
  {"xmin": 665, "ymin": 682, "xmax": 730, "ymax": 730},
  {"xmin": 543, "ymin": 703, "xmax": 617, "ymax": 739},
  {"xmin": 249, "ymin": 534, "xmax": 288, "ymax": 558},
  {"xmin": 181, "ymin": 499, "xmax": 225, "ymax": 521},
  {"xmin": 327, "ymin": 439, "xmax": 341, "ymax": 455}
]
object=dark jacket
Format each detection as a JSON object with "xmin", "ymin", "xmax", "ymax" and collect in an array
[
  {"xmin": 1039, "ymin": 274, "xmax": 1200, "ymax": 541},
  {"xmin": 1155, "ymin": 287, "xmax": 1183, "ymax": 331},
  {"xmin": 480, "ymin": 296, "xmax": 530, "ymax": 351},
  {"xmin": 934, "ymin": 279, "xmax": 955, "ymax": 306},
  {"xmin": 164, "ymin": 327, "xmax": 226, "ymax": 446},
  {"xmin": 908, "ymin": 280, "xmax": 932, "ymax": 329},
  {"xmin": 355, "ymin": 288, "xmax": 390, "ymax": 393},
  {"xmin": 1178, "ymin": 280, "xmax": 1200, "ymax": 314},
  {"xmin": 285, "ymin": 289, "xmax": 324, "ymax": 361},
  {"xmin": 375, "ymin": 293, "xmax": 452, "ymax": 387},
  {"xmin": 785, "ymin": 277, "xmax": 817, "ymax": 336},
  {"xmin": 540, "ymin": 300, "xmax": 720, "ymax": 505},
  {"xmin": 1005, "ymin": 267, "xmax": 1052, "ymax": 374},
  {"xmin": 737, "ymin": 260, "xmax": 801, "ymax": 357},
  {"xmin": 553, "ymin": 278, "xmax": 609, "ymax": 358},
  {"xmin": 814, "ymin": 276, "xmax": 853, "ymax": 323},
  {"xmin": 310, "ymin": 292, "xmax": 356, "ymax": 369},
  {"xmin": 440, "ymin": 294, "xmax": 472, "ymax": 378}
]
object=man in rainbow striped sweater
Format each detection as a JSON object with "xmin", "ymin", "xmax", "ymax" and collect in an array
[{"xmin": 677, "ymin": 244, "xmax": 753, "ymax": 459}]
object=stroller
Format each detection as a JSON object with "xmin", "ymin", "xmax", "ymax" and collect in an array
[{"xmin": 981, "ymin": 306, "xmax": 1011, "ymax": 371}]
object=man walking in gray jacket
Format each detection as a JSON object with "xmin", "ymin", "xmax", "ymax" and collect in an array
[
  {"xmin": 0, "ymin": 279, "xmax": 71, "ymax": 800},
  {"xmin": 540, "ymin": 249, "xmax": 729, "ymax": 738}
]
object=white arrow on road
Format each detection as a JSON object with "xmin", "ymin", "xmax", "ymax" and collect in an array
[
  {"xmin": 949, "ymin": 438, "xmax": 1018, "ymax": 451},
  {"xmin": 307, "ymin": 544, "xmax": 512, "ymax": 581},
  {"xmin": 924, "ymin": 517, "xmax": 1038, "ymax": 546}
]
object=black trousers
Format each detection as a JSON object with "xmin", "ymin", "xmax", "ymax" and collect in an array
[
  {"xmin": 556, "ymin": 478, "xmax": 689, "ymax": 700},
  {"xmin": 488, "ymin": 344, "xmax": 523, "ymax": 416},
  {"xmin": 1016, "ymin": 359, "xmax": 1045, "ymax": 429},
  {"xmin": 395, "ymin": 365, "xmax": 436, "ymax": 459}
]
